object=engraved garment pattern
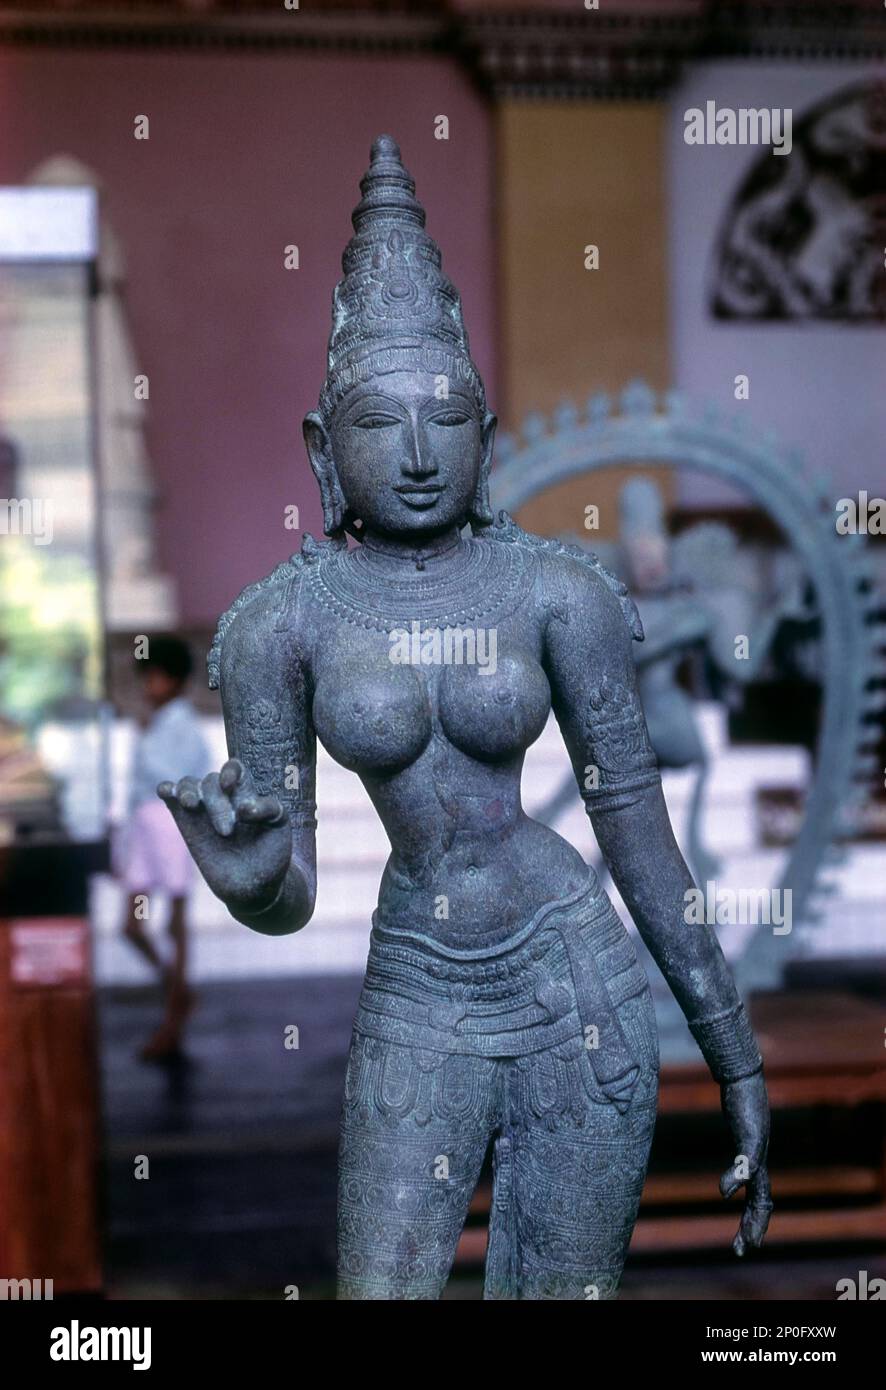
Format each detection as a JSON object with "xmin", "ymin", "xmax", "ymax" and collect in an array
[{"xmin": 337, "ymin": 874, "xmax": 659, "ymax": 1299}]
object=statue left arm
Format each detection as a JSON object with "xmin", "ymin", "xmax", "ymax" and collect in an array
[{"xmin": 544, "ymin": 553, "xmax": 772, "ymax": 1255}]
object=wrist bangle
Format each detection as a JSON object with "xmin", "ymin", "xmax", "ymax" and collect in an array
[{"xmin": 688, "ymin": 1002, "xmax": 763, "ymax": 1083}]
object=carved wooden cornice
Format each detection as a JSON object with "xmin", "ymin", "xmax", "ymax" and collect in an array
[
  {"xmin": 463, "ymin": 5, "xmax": 886, "ymax": 100},
  {"xmin": 458, "ymin": 9, "xmax": 704, "ymax": 101},
  {"xmin": 0, "ymin": 5, "xmax": 451, "ymax": 55},
  {"xmin": 0, "ymin": 4, "xmax": 884, "ymax": 99}
]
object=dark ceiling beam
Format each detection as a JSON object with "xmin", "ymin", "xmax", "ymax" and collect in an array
[
  {"xmin": 0, "ymin": 8, "xmax": 451, "ymax": 54},
  {"xmin": 0, "ymin": 5, "xmax": 883, "ymax": 98},
  {"xmin": 457, "ymin": 12, "xmax": 706, "ymax": 101}
]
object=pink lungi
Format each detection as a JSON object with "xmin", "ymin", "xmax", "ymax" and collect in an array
[{"xmin": 118, "ymin": 799, "xmax": 195, "ymax": 897}]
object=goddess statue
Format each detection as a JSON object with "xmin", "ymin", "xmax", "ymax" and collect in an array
[{"xmin": 159, "ymin": 136, "xmax": 771, "ymax": 1299}]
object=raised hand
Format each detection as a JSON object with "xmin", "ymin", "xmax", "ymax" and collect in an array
[
  {"xmin": 719, "ymin": 1070, "xmax": 773, "ymax": 1257},
  {"xmin": 158, "ymin": 758, "xmax": 292, "ymax": 915}
]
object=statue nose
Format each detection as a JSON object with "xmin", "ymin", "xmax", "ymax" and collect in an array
[{"xmin": 402, "ymin": 419, "xmax": 436, "ymax": 477}]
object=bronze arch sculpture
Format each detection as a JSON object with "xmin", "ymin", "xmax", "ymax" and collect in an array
[{"xmin": 490, "ymin": 381, "xmax": 881, "ymax": 986}]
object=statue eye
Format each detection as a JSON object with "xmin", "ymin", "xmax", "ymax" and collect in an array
[
  {"xmin": 429, "ymin": 412, "xmax": 469, "ymax": 427},
  {"xmin": 353, "ymin": 413, "xmax": 401, "ymax": 430}
]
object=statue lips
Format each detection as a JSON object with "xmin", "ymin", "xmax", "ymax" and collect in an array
[{"xmin": 394, "ymin": 482, "xmax": 444, "ymax": 509}]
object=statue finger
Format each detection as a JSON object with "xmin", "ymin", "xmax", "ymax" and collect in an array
[
  {"xmin": 219, "ymin": 758, "xmax": 246, "ymax": 796},
  {"xmin": 750, "ymin": 1163, "xmax": 772, "ymax": 1205},
  {"xmin": 235, "ymin": 793, "xmax": 285, "ymax": 826},
  {"xmin": 734, "ymin": 1195, "xmax": 773, "ymax": 1257},
  {"xmin": 220, "ymin": 759, "xmax": 265, "ymax": 814},
  {"xmin": 719, "ymin": 1163, "xmax": 745, "ymax": 1201},
  {"xmin": 175, "ymin": 776, "xmax": 203, "ymax": 811},
  {"xmin": 201, "ymin": 772, "xmax": 236, "ymax": 837},
  {"xmin": 157, "ymin": 781, "xmax": 188, "ymax": 831},
  {"xmin": 747, "ymin": 1201, "xmax": 773, "ymax": 1250}
]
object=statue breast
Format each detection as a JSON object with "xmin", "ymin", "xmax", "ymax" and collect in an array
[
  {"xmin": 312, "ymin": 647, "xmax": 549, "ymax": 775},
  {"xmin": 438, "ymin": 651, "xmax": 550, "ymax": 762},
  {"xmin": 312, "ymin": 661, "xmax": 433, "ymax": 774}
]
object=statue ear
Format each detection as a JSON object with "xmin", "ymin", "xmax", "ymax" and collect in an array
[
  {"xmin": 469, "ymin": 410, "xmax": 497, "ymax": 528},
  {"xmin": 304, "ymin": 411, "xmax": 346, "ymax": 536}
]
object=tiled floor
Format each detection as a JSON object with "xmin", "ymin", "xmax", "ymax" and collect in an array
[{"xmin": 99, "ymin": 975, "xmax": 358, "ymax": 1300}]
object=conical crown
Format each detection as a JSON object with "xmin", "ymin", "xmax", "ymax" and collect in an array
[{"xmin": 319, "ymin": 135, "xmax": 484, "ymax": 420}]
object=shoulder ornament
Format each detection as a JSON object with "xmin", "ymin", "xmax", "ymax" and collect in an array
[
  {"xmin": 207, "ymin": 533, "xmax": 346, "ymax": 689},
  {"xmin": 475, "ymin": 510, "xmax": 644, "ymax": 642}
]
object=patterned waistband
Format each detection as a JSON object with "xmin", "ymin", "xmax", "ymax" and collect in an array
[{"xmin": 356, "ymin": 874, "xmax": 649, "ymax": 1061}]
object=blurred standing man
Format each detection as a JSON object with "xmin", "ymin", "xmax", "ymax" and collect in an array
[{"xmin": 119, "ymin": 636, "xmax": 210, "ymax": 1059}]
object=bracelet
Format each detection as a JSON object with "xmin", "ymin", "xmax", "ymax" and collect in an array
[{"xmin": 688, "ymin": 1002, "xmax": 763, "ymax": 1084}]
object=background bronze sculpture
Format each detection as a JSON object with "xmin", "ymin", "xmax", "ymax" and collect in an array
[
  {"xmin": 536, "ymin": 474, "xmax": 807, "ymax": 889},
  {"xmin": 158, "ymin": 136, "xmax": 772, "ymax": 1299}
]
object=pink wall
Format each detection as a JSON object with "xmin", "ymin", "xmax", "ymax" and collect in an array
[{"xmin": 0, "ymin": 47, "xmax": 497, "ymax": 623}]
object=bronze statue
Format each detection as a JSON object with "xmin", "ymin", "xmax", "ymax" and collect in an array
[
  {"xmin": 543, "ymin": 476, "xmax": 806, "ymax": 887},
  {"xmin": 159, "ymin": 136, "xmax": 771, "ymax": 1299}
]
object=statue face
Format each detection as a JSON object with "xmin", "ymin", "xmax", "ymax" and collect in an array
[{"xmin": 318, "ymin": 371, "xmax": 493, "ymax": 538}]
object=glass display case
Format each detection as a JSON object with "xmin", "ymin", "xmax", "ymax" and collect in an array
[{"xmin": 0, "ymin": 187, "xmax": 108, "ymax": 908}]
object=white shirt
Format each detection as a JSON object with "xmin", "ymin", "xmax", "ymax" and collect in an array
[{"xmin": 129, "ymin": 697, "xmax": 211, "ymax": 812}]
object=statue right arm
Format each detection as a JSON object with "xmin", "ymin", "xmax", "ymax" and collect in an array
[
  {"xmin": 159, "ymin": 585, "xmax": 317, "ymax": 937},
  {"xmin": 216, "ymin": 589, "xmax": 317, "ymax": 935}
]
